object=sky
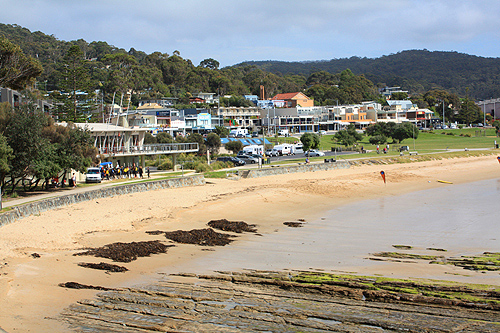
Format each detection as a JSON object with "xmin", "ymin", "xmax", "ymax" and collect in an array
[{"xmin": 1, "ymin": 0, "xmax": 500, "ymax": 67}]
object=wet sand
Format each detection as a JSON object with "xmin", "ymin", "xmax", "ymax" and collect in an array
[{"xmin": 0, "ymin": 155, "xmax": 499, "ymax": 331}]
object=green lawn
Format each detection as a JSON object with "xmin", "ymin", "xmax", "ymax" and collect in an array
[{"xmin": 322, "ymin": 128, "xmax": 498, "ymax": 155}]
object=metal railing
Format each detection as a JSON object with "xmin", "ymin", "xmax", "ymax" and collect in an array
[{"xmin": 98, "ymin": 143, "xmax": 199, "ymax": 155}]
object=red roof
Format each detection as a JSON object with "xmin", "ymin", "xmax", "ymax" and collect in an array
[{"xmin": 271, "ymin": 92, "xmax": 309, "ymax": 100}]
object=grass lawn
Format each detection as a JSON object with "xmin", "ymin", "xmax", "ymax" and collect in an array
[{"xmin": 321, "ymin": 127, "xmax": 498, "ymax": 155}]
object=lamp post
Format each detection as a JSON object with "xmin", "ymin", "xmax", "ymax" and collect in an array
[{"xmin": 442, "ymin": 99, "xmax": 445, "ymax": 127}]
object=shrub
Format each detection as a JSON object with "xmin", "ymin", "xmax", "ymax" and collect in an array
[
  {"xmin": 209, "ymin": 161, "xmax": 230, "ymax": 170},
  {"xmin": 194, "ymin": 162, "xmax": 211, "ymax": 173},
  {"xmin": 446, "ymin": 132, "xmax": 454, "ymax": 135},
  {"xmin": 369, "ymin": 135, "xmax": 387, "ymax": 145},
  {"xmin": 158, "ymin": 160, "xmax": 173, "ymax": 170}
]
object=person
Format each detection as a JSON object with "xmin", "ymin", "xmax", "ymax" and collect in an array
[
  {"xmin": 146, "ymin": 167, "xmax": 150, "ymax": 178},
  {"xmin": 138, "ymin": 166, "xmax": 143, "ymax": 179},
  {"xmin": 305, "ymin": 157, "xmax": 309, "ymax": 164},
  {"xmin": 376, "ymin": 145, "xmax": 380, "ymax": 154},
  {"xmin": 71, "ymin": 173, "xmax": 76, "ymax": 188}
]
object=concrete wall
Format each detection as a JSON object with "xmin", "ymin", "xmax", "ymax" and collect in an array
[
  {"xmin": 0, "ymin": 175, "xmax": 205, "ymax": 227},
  {"xmin": 240, "ymin": 160, "xmax": 350, "ymax": 178}
]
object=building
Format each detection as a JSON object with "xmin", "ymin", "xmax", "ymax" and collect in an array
[
  {"xmin": 259, "ymin": 106, "xmax": 325, "ymax": 134},
  {"xmin": 477, "ymin": 98, "xmax": 500, "ymax": 120},
  {"xmin": 1, "ymin": 87, "xmax": 52, "ymax": 113},
  {"xmin": 68, "ymin": 122, "xmax": 198, "ymax": 170},
  {"xmin": 326, "ymin": 102, "xmax": 380, "ymax": 129},
  {"xmin": 215, "ymin": 106, "xmax": 260, "ymax": 129},
  {"xmin": 379, "ymin": 86, "xmax": 408, "ymax": 99},
  {"xmin": 271, "ymin": 92, "xmax": 314, "ymax": 108}
]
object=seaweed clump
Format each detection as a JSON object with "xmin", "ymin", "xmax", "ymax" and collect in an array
[
  {"xmin": 207, "ymin": 219, "xmax": 257, "ymax": 233},
  {"xmin": 162, "ymin": 228, "xmax": 235, "ymax": 246},
  {"xmin": 74, "ymin": 241, "xmax": 173, "ymax": 262}
]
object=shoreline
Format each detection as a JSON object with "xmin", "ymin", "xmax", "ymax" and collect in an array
[{"xmin": 0, "ymin": 155, "xmax": 499, "ymax": 331}]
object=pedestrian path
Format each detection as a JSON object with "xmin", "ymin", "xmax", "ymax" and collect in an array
[{"xmin": 1, "ymin": 173, "xmax": 165, "ymax": 209}]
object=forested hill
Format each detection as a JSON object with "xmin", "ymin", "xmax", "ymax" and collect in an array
[
  {"xmin": 1, "ymin": 22, "xmax": 499, "ymax": 101},
  {"xmin": 235, "ymin": 50, "xmax": 500, "ymax": 100}
]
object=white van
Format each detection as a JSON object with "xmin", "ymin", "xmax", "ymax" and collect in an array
[
  {"xmin": 229, "ymin": 128, "xmax": 248, "ymax": 137},
  {"xmin": 85, "ymin": 167, "xmax": 102, "ymax": 183},
  {"xmin": 278, "ymin": 129, "xmax": 289, "ymax": 136}
]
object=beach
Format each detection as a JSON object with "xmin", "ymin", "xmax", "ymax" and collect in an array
[{"xmin": 0, "ymin": 154, "xmax": 499, "ymax": 332}]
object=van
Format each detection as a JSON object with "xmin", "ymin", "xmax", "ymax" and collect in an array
[
  {"xmin": 229, "ymin": 128, "xmax": 248, "ymax": 138},
  {"xmin": 278, "ymin": 129, "xmax": 289, "ymax": 137},
  {"xmin": 85, "ymin": 167, "xmax": 102, "ymax": 183}
]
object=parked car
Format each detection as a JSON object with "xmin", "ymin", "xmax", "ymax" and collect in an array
[
  {"xmin": 306, "ymin": 149, "xmax": 325, "ymax": 157},
  {"xmin": 85, "ymin": 167, "xmax": 102, "ymax": 183},
  {"xmin": 251, "ymin": 131, "xmax": 259, "ymax": 138},
  {"xmin": 265, "ymin": 149, "xmax": 278, "ymax": 157},
  {"xmin": 237, "ymin": 154, "xmax": 259, "ymax": 164},
  {"xmin": 216, "ymin": 156, "xmax": 246, "ymax": 166},
  {"xmin": 399, "ymin": 146, "xmax": 410, "ymax": 152},
  {"xmin": 319, "ymin": 130, "xmax": 327, "ymax": 135}
]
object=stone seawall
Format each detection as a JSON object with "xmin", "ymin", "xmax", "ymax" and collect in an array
[
  {"xmin": 241, "ymin": 160, "xmax": 351, "ymax": 178},
  {"xmin": 0, "ymin": 175, "xmax": 206, "ymax": 227}
]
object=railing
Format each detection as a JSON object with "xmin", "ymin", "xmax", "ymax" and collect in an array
[{"xmin": 98, "ymin": 143, "xmax": 199, "ymax": 155}]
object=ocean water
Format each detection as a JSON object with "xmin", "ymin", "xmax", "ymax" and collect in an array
[{"xmin": 162, "ymin": 178, "xmax": 500, "ymax": 275}]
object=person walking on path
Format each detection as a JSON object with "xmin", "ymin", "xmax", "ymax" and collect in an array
[{"xmin": 146, "ymin": 167, "xmax": 150, "ymax": 178}]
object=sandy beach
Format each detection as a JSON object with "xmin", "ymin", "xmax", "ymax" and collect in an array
[{"xmin": 0, "ymin": 154, "xmax": 499, "ymax": 332}]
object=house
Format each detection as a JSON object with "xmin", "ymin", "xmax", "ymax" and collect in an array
[
  {"xmin": 271, "ymin": 92, "xmax": 314, "ymax": 108},
  {"xmin": 194, "ymin": 92, "xmax": 217, "ymax": 104},
  {"xmin": 189, "ymin": 97, "xmax": 205, "ymax": 104}
]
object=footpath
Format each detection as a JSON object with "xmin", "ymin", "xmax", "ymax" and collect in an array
[{"xmin": 1, "ymin": 172, "xmax": 170, "ymax": 210}]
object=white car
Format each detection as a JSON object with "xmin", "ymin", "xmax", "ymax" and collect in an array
[
  {"xmin": 85, "ymin": 167, "xmax": 102, "ymax": 183},
  {"xmin": 306, "ymin": 149, "xmax": 325, "ymax": 157},
  {"xmin": 265, "ymin": 149, "xmax": 278, "ymax": 157}
]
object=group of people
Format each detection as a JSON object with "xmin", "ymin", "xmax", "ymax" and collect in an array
[
  {"xmin": 100, "ymin": 164, "xmax": 150, "ymax": 181},
  {"xmin": 376, "ymin": 144, "xmax": 390, "ymax": 154}
]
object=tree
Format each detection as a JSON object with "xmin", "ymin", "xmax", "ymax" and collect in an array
[
  {"xmin": 300, "ymin": 132, "xmax": 320, "ymax": 152},
  {"xmin": 333, "ymin": 124, "xmax": 362, "ymax": 147},
  {"xmin": 0, "ymin": 36, "xmax": 43, "ymax": 90},
  {"xmin": 214, "ymin": 125, "xmax": 229, "ymax": 138},
  {"xmin": 144, "ymin": 132, "xmax": 157, "ymax": 144},
  {"xmin": 60, "ymin": 45, "xmax": 91, "ymax": 122},
  {"xmin": 3, "ymin": 102, "xmax": 52, "ymax": 193},
  {"xmin": 156, "ymin": 132, "xmax": 174, "ymax": 143},
  {"xmin": 392, "ymin": 122, "xmax": 418, "ymax": 143},
  {"xmin": 205, "ymin": 133, "xmax": 221, "ymax": 155},
  {"xmin": 225, "ymin": 140, "xmax": 243, "ymax": 154},
  {"xmin": 390, "ymin": 92, "xmax": 408, "ymax": 100},
  {"xmin": 41, "ymin": 119, "xmax": 96, "ymax": 188},
  {"xmin": 458, "ymin": 98, "xmax": 481, "ymax": 125},
  {"xmin": 186, "ymin": 133, "xmax": 206, "ymax": 155},
  {"xmin": 199, "ymin": 58, "xmax": 219, "ymax": 70},
  {"xmin": 0, "ymin": 133, "xmax": 13, "ymax": 189}
]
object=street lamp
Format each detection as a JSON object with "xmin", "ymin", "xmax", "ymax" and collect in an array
[{"xmin": 442, "ymin": 99, "xmax": 445, "ymax": 127}]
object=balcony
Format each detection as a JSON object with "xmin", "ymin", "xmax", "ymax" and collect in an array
[{"xmin": 98, "ymin": 143, "xmax": 199, "ymax": 157}]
